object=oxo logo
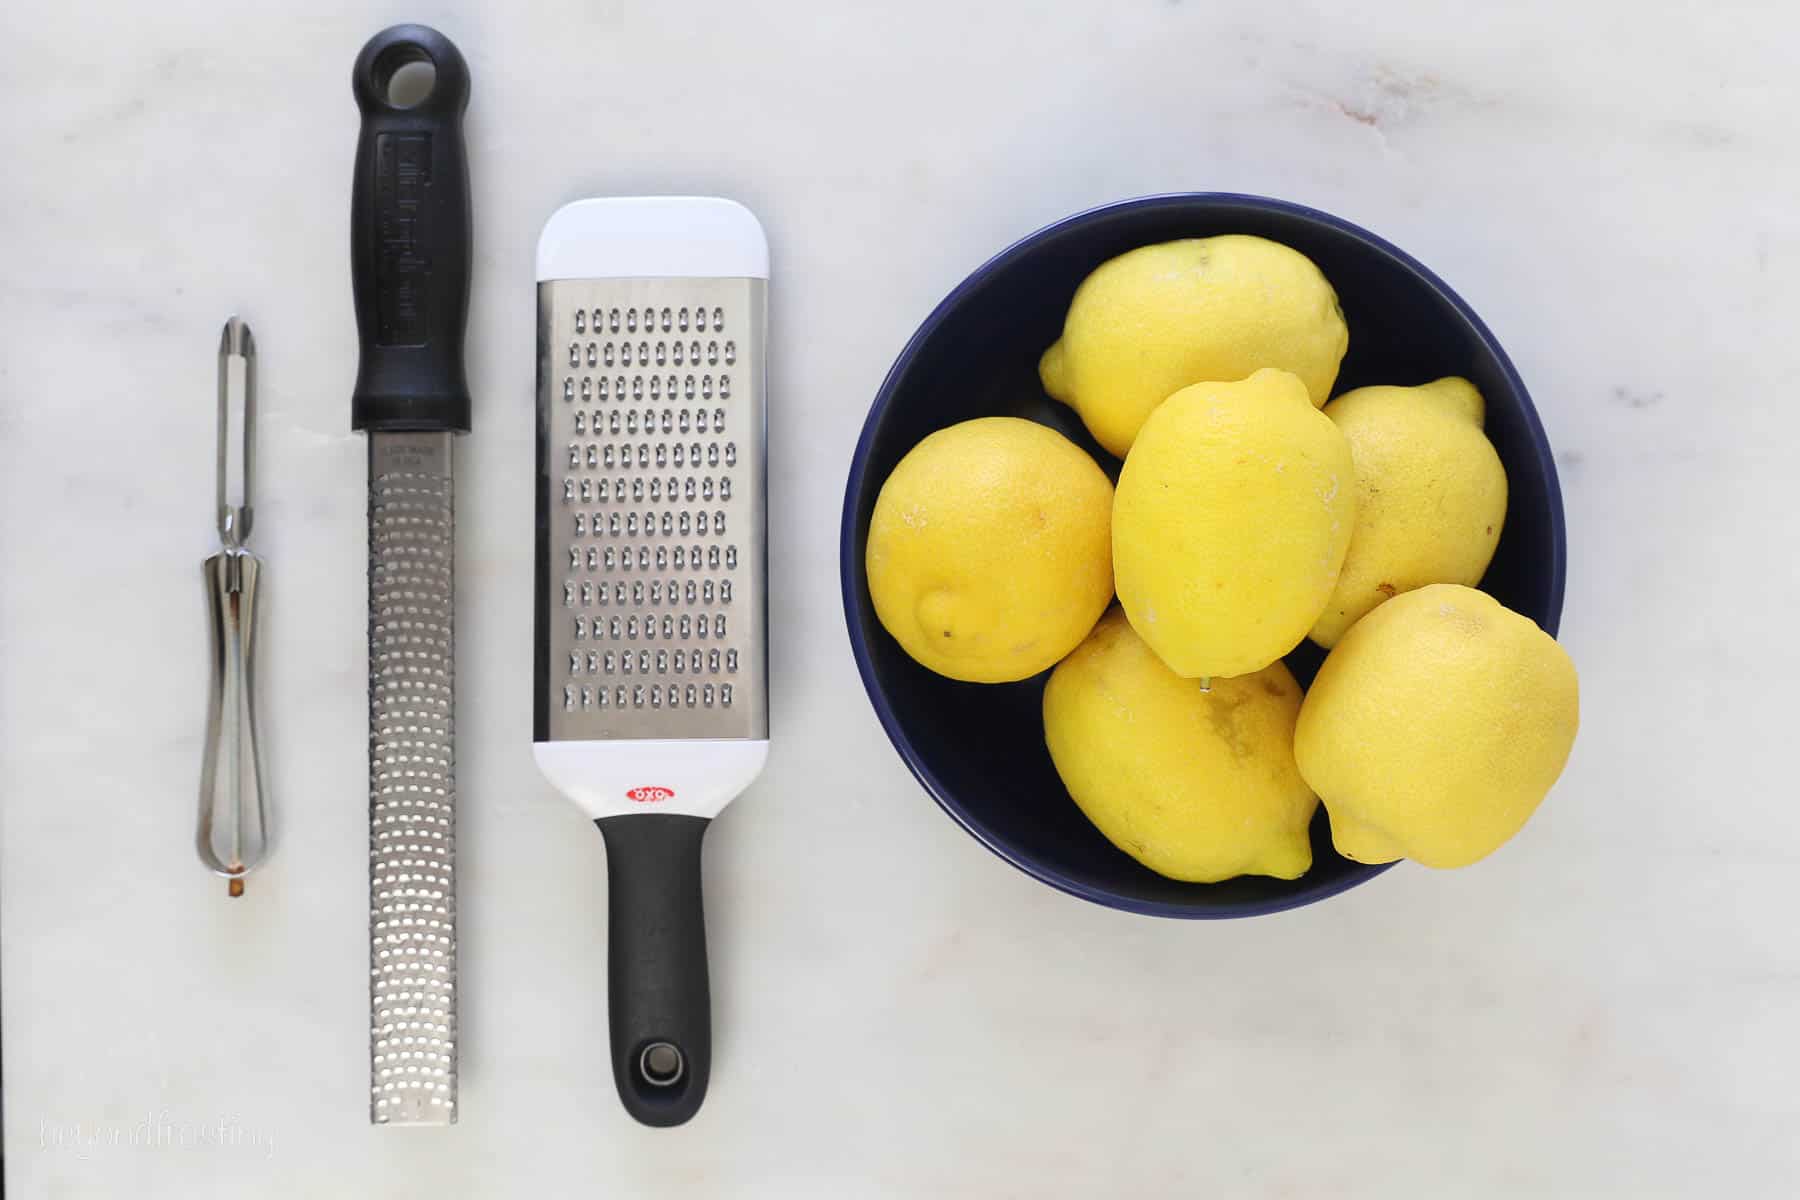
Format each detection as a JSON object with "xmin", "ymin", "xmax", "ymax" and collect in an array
[{"xmin": 626, "ymin": 786, "xmax": 675, "ymax": 804}]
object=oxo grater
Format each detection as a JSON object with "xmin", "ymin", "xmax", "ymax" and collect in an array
[
  {"xmin": 533, "ymin": 197, "xmax": 770, "ymax": 1127},
  {"xmin": 350, "ymin": 25, "xmax": 472, "ymax": 1127}
]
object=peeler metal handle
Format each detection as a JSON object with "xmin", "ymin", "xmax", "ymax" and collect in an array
[{"xmin": 199, "ymin": 548, "xmax": 268, "ymax": 894}]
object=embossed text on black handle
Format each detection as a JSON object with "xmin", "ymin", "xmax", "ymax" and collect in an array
[{"xmin": 350, "ymin": 25, "xmax": 472, "ymax": 433}]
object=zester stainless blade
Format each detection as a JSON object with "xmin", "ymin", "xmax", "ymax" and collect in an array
[
  {"xmin": 534, "ymin": 282, "xmax": 768, "ymax": 742},
  {"xmin": 368, "ymin": 431, "xmax": 458, "ymax": 1125}
]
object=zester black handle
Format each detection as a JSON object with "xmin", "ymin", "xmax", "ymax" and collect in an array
[
  {"xmin": 596, "ymin": 814, "xmax": 713, "ymax": 1127},
  {"xmin": 350, "ymin": 25, "xmax": 472, "ymax": 433}
]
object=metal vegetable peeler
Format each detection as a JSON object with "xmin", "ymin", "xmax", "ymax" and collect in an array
[{"xmin": 198, "ymin": 316, "xmax": 269, "ymax": 897}]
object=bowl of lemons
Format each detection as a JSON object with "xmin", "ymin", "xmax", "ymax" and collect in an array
[{"xmin": 839, "ymin": 193, "xmax": 1574, "ymax": 917}]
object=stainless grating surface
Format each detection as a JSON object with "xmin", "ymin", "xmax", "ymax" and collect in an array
[
  {"xmin": 367, "ymin": 432, "xmax": 458, "ymax": 1125},
  {"xmin": 537, "ymin": 278, "xmax": 768, "ymax": 744}
]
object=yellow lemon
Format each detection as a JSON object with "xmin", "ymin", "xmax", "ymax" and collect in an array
[
  {"xmin": 1039, "ymin": 235, "xmax": 1349, "ymax": 457},
  {"xmin": 1043, "ymin": 609, "xmax": 1316, "ymax": 882},
  {"xmin": 1295, "ymin": 584, "xmax": 1579, "ymax": 869},
  {"xmin": 866, "ymin": 417, "xmax": 1114, "ymax": 682},
  {"xmin": 1113, "ymin": 368, "xmax": 1356, "ymax": 679},
  {"xmin": 1310, "ymin": 377, "xmax": 1508, "ymax": 647}
]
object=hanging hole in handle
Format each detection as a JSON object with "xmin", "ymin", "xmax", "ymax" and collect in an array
[
  {"xmin": 638, "ymin": 1041, "xmax": 685, "ymax": 1088},
  {"xmin": 377, "ymin": 46, "xmax": 437, "ymax": 108}
]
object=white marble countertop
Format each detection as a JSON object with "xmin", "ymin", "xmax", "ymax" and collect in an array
[{"xmin": 2, "ymin": 1, "xmax": 1794, "ymax": 1196}]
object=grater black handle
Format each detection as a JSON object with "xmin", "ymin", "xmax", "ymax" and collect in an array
[
  {"xmin": 595, "ymin": 814, "xmax": 713, "ymax": 1127},
  {"xmin": 349, "ymin": 25, "xmax": 473, "ymax": 433}
]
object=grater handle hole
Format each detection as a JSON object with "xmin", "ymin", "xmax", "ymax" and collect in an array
[{"xmin": 638, "ymin": 1042, "xmax": 686, "ymax": 1088}]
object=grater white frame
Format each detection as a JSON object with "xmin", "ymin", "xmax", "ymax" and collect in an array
[
  {"xmin": 536, "ymin": 196, "xmax": 769, "ymax": 282},
  {"xmin": 534, "ymin": 197, "xmax": 770, "ymax": 823}
]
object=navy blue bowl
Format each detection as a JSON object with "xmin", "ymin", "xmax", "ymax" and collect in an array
[{"xmin": 839, "ymin": 193, "xmax": 1566, "ymax": 918}]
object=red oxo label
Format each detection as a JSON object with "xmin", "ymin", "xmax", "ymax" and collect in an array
[{"xmin": 626, "ymin": 786, "xmax": 675, "ymax": 804}]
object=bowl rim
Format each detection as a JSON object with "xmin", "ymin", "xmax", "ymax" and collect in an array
[{"xmin": 837, "ymin": 191, "xmax": 1566, "ymax": 919}]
